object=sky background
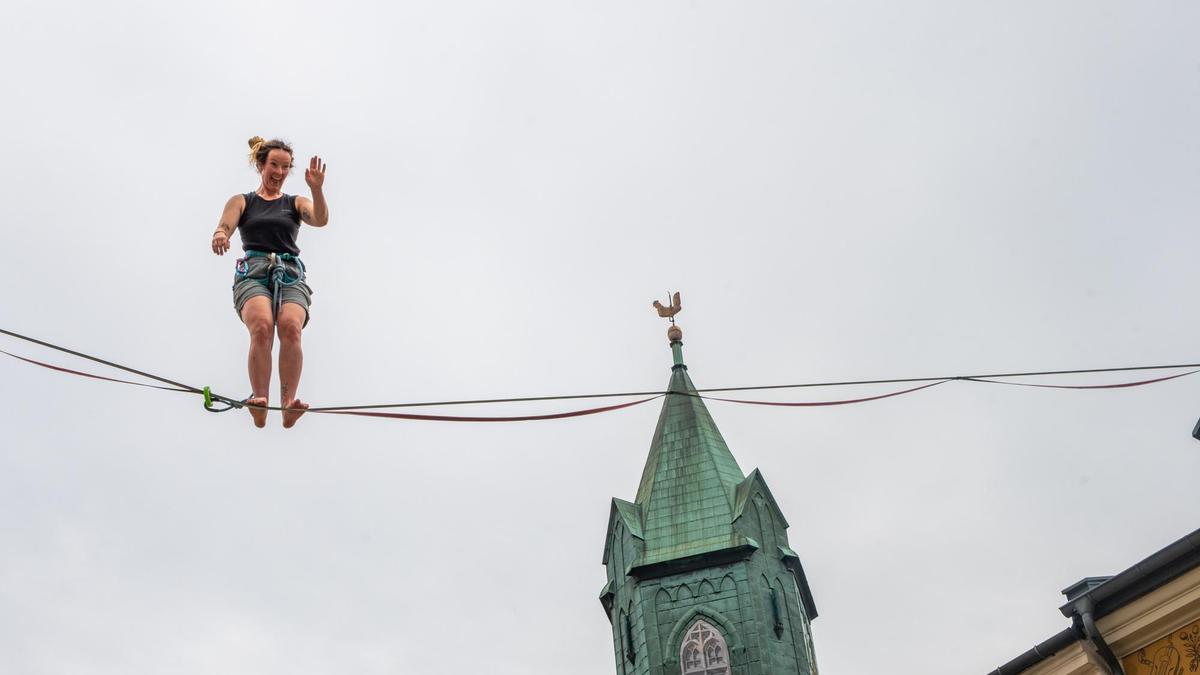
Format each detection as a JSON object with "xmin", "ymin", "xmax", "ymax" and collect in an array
[{"xmin": 2, "ymin": 1, "xmax": 1199, "ymax": 673}]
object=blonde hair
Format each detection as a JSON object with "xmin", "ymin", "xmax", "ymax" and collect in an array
[{"xmin": 247, "ymin": 136, "xmax": 294, "ymax": 168}]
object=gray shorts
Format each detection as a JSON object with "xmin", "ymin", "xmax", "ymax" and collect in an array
[{"xmin": 232, "ymin": 254, "xmax": 313, "ymax": 325}]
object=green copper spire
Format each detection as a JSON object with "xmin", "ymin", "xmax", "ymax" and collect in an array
[{"xmin": 633, "ymin": 336, "xmax": 747, "ymax": 569}]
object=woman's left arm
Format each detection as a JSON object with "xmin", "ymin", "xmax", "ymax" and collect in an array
[{"xmin": 298, "ymin": 155, "xmax": 329, "ymax": 227}]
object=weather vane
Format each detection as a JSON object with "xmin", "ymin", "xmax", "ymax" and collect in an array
[{"xmin": 653, "ymin": 291, "xmax": 683, "ymax": 342}]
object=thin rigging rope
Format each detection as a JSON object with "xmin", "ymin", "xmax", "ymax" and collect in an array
[
  {"xmin": 0, "ymin": 349, "xmax": 191, "ymax": 393},
  {"xmin": 962, "ymin": 370, "xmax": 1200, "ymax": 390},
  {"xmin": 701, "ymin": 380, "xmax": 951, "ymax": 406},
  {"xmin": 0, "ymin": 328, "xmax": 202, "ymax": 394},
  {"xmin": 321, "ymin": 396, "xmax": 662, "ymax": 422},
  {"xmin": 303, "ymin": 363, "xmax": 1200, "ymax": 411}
]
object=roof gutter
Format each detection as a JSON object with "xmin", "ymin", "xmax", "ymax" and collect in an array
[
  {"xmin": 1057, "ymin": 529, "xmax": 1200, "ymax": 620},
  {"xmin": 989, "ymin": 627, "xmax": 1079, "ymax": 675},
  {"xmin": 989, "ymin": 602, "xmax": 1125, "ymax": 675}
]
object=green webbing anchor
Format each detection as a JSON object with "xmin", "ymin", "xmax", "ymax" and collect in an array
[{"xmin": 202, "ymin": 386, "xmax": 242, "ymax": 413}]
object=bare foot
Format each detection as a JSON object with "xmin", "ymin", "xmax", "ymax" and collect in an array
[
  {"xmin": 282, "ymin": 399, "xmax": 309, "ymax": 429},
  {"xmin": 246, "ymin": 396, "xmax": 269, "ymax": 428}
]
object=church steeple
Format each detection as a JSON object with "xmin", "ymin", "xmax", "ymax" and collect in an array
[
  {"xmin": 600, "ymin": 299, "xmax": 819, "ymax": 675},
  {"xmin": 633, "ymin": 338, "xmax": 752, "ymax": 573}
]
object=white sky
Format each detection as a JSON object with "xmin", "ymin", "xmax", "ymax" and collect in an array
[{"xmin": 2, "ymin": 1, "xmax": 1199, "ymax": 673}]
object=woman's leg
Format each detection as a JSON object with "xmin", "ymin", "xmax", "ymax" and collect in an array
[
  {"xmin": 240, "ymin": 296, "xmax": 274, "ymax": 428},
  {"xmin": 277, "ymin": 302, "xmax": 309, "ymax": 428}
]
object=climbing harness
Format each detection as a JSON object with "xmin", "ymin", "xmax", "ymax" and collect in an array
[{"xmin": 236, "ymin": 250, "xmax": 307, "ymax": 322}]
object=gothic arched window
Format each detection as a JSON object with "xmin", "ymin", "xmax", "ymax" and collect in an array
[{"xmin": 679, "ymin": 619, "xmax": 730, "ymax": 675}]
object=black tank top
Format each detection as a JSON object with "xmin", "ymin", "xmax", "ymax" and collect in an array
[{"xmin": 237, "ymin": 192, "xmax": 301, "ymax": 255}]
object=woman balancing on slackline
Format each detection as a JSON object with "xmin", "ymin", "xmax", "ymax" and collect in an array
[{"xmin": 211, "ymin": 137, "xmax": 328, "ymax": 428}]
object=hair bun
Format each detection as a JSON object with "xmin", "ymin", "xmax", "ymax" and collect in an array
[{"xmin": 247, "ymin": 136, "xmax": 266, "ymax": 165}]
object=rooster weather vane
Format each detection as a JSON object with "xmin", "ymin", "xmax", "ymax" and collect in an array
[{"xmin": 653, "ymin": 291, "xmax": 683, "ymax": 342}]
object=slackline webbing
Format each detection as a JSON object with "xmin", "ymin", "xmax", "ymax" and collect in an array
[
  {"xmin": 0, "ymin": 328, "xmax": 202, "ymax": 394},
  {"xmin": 0, "ymin": 349, "xmax": 190, "ymax": 393},
  {"xmin": 962, "ymin": 370, "xmax": 1200, "ymax": 390},
  {"xmin": 3, "ymin": 326, "xmax": 1200, "ymax": 423},
  {"xmin": 700, "ymin": 380, "xmax": 951, "ymax": 406},
  {"xmin": 321, "ymin": 396, "xmax": 662, "ymax": 422}
]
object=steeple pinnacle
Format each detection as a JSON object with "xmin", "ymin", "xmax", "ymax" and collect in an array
[{"xmin": 654, "ymin": 291, "xmax": 686, "ymax": 370}]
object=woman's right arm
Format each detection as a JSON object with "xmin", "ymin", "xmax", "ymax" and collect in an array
[{"xmin": 211, "ymin": 195, "xmax": 245, "ymax": 256}]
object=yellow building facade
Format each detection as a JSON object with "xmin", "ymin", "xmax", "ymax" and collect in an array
[
  {"xmin": 1121, "ymin": 614, "xmax": 1200, "ymax": 675},
  {"xmin": 993, "ymin": 529, "xmax": 1200, "ymax": 675}
]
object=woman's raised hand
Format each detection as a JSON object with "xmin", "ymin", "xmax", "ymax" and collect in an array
[{"xmin": 305, "ymin": 155, "xmax": 326, "ymax": 191}]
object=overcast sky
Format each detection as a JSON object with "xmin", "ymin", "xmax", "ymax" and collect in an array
[{"xmin": 2, "ymin": 1, "xmax": 1199, "ymax": 674}]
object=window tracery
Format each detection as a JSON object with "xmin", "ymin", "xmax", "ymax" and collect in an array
[{"xmin": 680, "ymin": 619, "xmax": 730, "ymax": 675}]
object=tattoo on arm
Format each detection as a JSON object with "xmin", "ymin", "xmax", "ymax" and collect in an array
[{"xmin": 302, "ymin": 206, "xmax": 313, "ymax": 222}]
